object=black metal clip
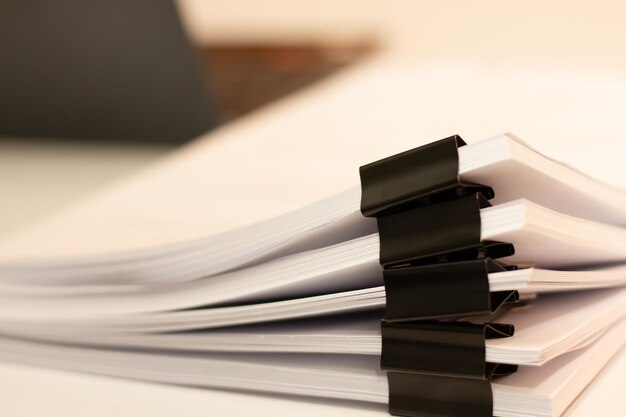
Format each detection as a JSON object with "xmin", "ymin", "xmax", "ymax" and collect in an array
[
  {"xmin": 376, "ymin": 192, "xmax": 513, "ymax": 267},
  {"xmin": 384, "ymin": 258, "xmax": 520, "ymax": 321},
  {"xmin": 381, "ymin": 321, "xmax": 516, "ymax": 379},
  {"xmin": 360, "ymin": 135, "xmax": 493, "ymax": 217}
]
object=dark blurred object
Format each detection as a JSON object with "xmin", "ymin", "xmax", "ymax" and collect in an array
[
  {"xmin": 0, "ymin": 0, "xmax": 214, "ymax": 142},
  {"xmin": 200, "ymin": 45, "xmax": 371, "ymax": 122}
]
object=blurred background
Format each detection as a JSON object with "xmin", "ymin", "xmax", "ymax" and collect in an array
[
  {"xmin": 0, "ymin": 0, "xmax": 373, "ymax": 233},
  {"xmin": 2, "ymin": 0, "xmax": 626, "ymax": 234}
]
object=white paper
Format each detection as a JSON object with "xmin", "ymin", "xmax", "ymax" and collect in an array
[
  {"xmin": 2, "ymin": 134, "xmax": 626, "ymax": 288},
  {"xmin": 2, "ymin": 288, "xmax": 623, "ymax": 367},
  {"xmin": 0, "ymin": 316, "xmax": 622, "ymax": 417},
  {"xmin": 2, "ymin": 198, "xmax": 626, "ymax": 320}
]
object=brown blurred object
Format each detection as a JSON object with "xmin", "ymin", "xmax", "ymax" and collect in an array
[{"xmin": 198, "ymin": 45, "xmax": 372, "ymax": 122}]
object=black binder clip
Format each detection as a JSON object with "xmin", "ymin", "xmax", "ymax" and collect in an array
[
  {"xmin": 381, "ymin": 321, "xmax": 517, "ymax": 417},
  {"xmin": 360, "ymin": 135, "xmax": 494, "ymax": 217},
  {"xmin": 376, "ymin": 192, "xmax": 514, "ymax": 267},
  {"xmin": 380, "ymin": 321, "xmax": 517, "ymax": 378},
  {"xmin": 386, "ymin": 372, "xmax": 497, "ymax": 417},
  {"xmin": 383, "ymin": 258, "xmax": 520, "ymax": 321}
]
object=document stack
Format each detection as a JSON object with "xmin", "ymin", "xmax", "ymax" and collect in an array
[{"xmin": 0, "ymin": 134, "xmax": 625, "ymax": 417}]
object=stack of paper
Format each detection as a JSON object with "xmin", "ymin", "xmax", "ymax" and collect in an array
[{"xmin": 0, "ymin": 133, "xmax": 624, "ymax": 417}]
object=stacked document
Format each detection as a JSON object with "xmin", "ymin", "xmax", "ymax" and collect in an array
[{"xmin": 0, "ymin": 134, "xmax": 625, "ymax": 417}]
